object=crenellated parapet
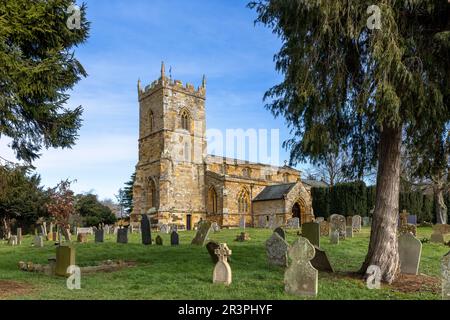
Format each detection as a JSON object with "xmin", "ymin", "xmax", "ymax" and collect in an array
[{"xmin": 138, "ymin": 62, "xmax": 206, "ymax": 100}]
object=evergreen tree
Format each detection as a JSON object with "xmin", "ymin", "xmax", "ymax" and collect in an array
[
  {"xmin": 250, "ymin": 0, "xmax": 450, "ymax": 282},
  {"xmin": 0, "ymin": 0, "xmax": 89, "ymax": 163}
]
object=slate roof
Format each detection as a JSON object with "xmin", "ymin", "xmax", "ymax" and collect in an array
[
  {"xmin": 302, "ymin": 179, "xmax": 329, "ymax": 188},
  {"xmin": 253, "ymin": 183, "xmax": 296, "ymax": 202}
]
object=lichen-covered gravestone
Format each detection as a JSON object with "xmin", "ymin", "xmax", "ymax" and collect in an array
[
  {"xmin": 398, "ymin": 233, "xmax": 422, "ymax": 275},
  {"xmin": 213, "ymin": 243, "xmax": 232, "ymax": 286},
  {"xmin": 286, "ymin": 218, "xmax": 300, "ymax": 229},
  {"xmin": 284, "ymin": 237, "xmax": 318, "ymax": 296},
  {"xmin": 320, "ymin": 221, "xmax": 329, "ymax": 237},
  {"xmin": 301, "ymin": 222, "xmax": 320, "ymax": 248},
  {"xmin": 352, "ymin": 215, "xmax": 362, "ymax": 233},
  {"xmin": 443, "ymin": 251, "xmax": 450, "ymax": 300},
  {"xmin": 330, "ymin": 214, "xmax": 346, "ymax": 240},
  {"xmin": 265, "ymin": 232, "xmax": 289, "ymax": 267},
  {"xmin": 141, "ymin": 214, "xmax": 152, "ymax": 245},
  {"xmin": 191, "ymin": 221, "xmax": 212, "ymax": 246}
]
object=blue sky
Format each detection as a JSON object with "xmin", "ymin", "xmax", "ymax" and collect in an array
[{"xmin": 1, "ymin": 0, "xmax": 312, "ymax": 200}]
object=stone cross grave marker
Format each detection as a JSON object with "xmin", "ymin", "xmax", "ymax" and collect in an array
[
  {"xmin": 330, "ymin": 230, "xmax": 339, "ymax": 245},
  {"xmin": 284, "ymin": 237, "xmax": 318, "ymax": 296},
  {"xmin": 265, "ymin": 232, "xmax": 289, "ymax": 267},
  {"xmin": 171, "ymin": 231, "xmax": 179, "ymax": 246},
  {"xmin": 191, "ymin": 221, "xmax": 212, "ymax": 246},
  {"xmin": 274, "ymin": 227, "xmax": 286, "ymax": 240},
  {"xmin": 141, "ymin": 214, "xmax": 152, "ymax": 245},
  {"xmin": 117, "ymin": 228, "xmax": 128, "ymax": 244},
  {"xmin": 352, "ymin": 215, "xmax": 362, "ymax": 233},
  {"xmin": 442, "ymin": 251, "xmax": 450, "ymax": 300},
  {"xmin": 213, "ymin": 243, "xmax": 232, "ymax": 285},
  {"xmin": 302, "ymin": 222, "xmax": 320, "ymax": 248},
  {"xmin": 398, "ymin": 233, "xmax": 422, "ymax": 275}
]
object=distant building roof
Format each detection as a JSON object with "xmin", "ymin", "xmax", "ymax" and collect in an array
[
  {"xmin": 303, "ymin": 179, "xmax": 329, "ymax": 188},
  {"xmin": 253, "ymin": 183, "xmax": 296, "ymax": 202}
]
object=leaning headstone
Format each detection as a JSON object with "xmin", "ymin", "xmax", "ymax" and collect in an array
[
  {"xmin": 330, "ymin": 214, "xmax": 346, "ymax": 240},
  {"xmin": 55, "ymin": 245, "xmax": 75, "ymax": 277},
  {"xmin": 117, "ymin": 228, "xmax": 128, "ymax": 244},
  {"xmin": 311, "ymin": 247, "xmax": 334, "ymax": 273},
  {"xmin": 16, "ymin": 228, "xmax": 22, "ymax": 245},
  {"xmin": 94, "ymin": 229, "xmax": 105, "ymax": 243},
  {"xmin": 141, "ymin": 214, "xmax": 152, "ymax": 245},
  {"xmin": 155, "ymin": 235, "xmax": 163, "ymax": 245},
  {"xmin": 34, "ymin": 235, "xmax": 44, "ymax": 248},
  {"xmin": 301, "ymin": 222, "xmax": 320, "ymax": 248},
  {"xmin": 319, "ymin": 221, "xmax": 330, "ymax": 237},
  {"xmin": 346, "ymin": 226, "xmax": 353, "ymax": 238},
  {"xmin": 274, "ymin": 227, "xmax": 286, "ymax": 240},
  {"xmin": 442, "ymin": 251, "xmax": 450, "ymax": 300},
  {"xmin": 206, "ymin": 241, "xmax": 220, "ymax": 264},
  {"xmin": 191, "ymin": 221, "xmax": 212, "ymax": 246},
  {"xmin": 330, "ymin": 230, "xmax": 339, "ymax": 245},
  {"xmin": 265, "ymin": 232, "xmax": 289, "ymax": 267},
  {"xmin": 8, "ymin": 236, "xmax": 18, "ymax": 246},
  {"xmin": 286, "ymin": 218, "xmax": 300, "ymax": 229},
  {"xmin": 213, "ymin": 243, "xmax": 232, "ymax": 285},
  {"xmin": 284, "ymin": 237, "xmax": 318, "ymax": 296},
  {"xmin": 170, "ymin": 231, "xmax": 179, "ymax": 246},
  {"xmin": 352, "ymin": 215, "xmax": 362, "ymax": 233},
  {"xmin": 398, "ymin": 233, "xmax": 422, "ymax": 275}
]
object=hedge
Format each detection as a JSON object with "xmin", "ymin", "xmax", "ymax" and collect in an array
[{"xmin": 312, "ymin": 181, "xmax": 437, "ymax": 223}]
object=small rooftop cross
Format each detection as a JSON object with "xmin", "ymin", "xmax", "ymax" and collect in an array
[{"xmin": 215, "ymin": 244, "xmax": 232, "ymax": 262}]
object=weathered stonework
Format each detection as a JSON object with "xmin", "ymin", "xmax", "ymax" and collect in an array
[{"xmin": 131, "ymin": 64, "xmax": 314, "ymax": 229}]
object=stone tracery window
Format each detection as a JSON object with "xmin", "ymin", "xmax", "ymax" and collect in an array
[
  {"xmin": 237, "ymin": 189, "xmax": 250, "ymax": 215},
  {"xmin": 180, "ymin": 109, "xmax": 191, "ymax": 131},
  {"xmin": 207, "ymin": 186, "xmax": 218, "ymax": 214}
]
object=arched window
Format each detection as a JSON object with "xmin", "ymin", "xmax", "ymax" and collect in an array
[
  {"xmin": 207, "ymin": 186, "xmax": 218, "ymax": 214},
  {"xmin": 145, "ymin": 178, "xmax": 158, "ymax": 212},
  {"xmin": 237, "ymin": 189, "xmax": 250, "ymax": 215},
  {"xmin": 148, "ymin": 110, "xmax": 154, "ymax": 133},
  {"xmin": 180, "ymin": 109, "xmax": 191, "ymax": 131}
]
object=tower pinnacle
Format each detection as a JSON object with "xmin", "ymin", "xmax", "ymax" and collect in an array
[{"xmin": 161, "ymin": 61, "xmax": 165, "ymax": 79}]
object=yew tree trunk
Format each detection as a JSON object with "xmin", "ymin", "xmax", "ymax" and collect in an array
[{"xmin": 360, "ymin": 124, "xmax": 402, "ymax": 283}]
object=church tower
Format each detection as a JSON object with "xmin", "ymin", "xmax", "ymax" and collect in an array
[{"xmin": 132, "ymin": 63, "xmax": 207, "ymax": 228}]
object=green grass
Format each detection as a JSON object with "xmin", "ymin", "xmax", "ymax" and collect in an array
[{"xmin": 0, "ymin": 227, "xmax": 448, "ymax": 300}]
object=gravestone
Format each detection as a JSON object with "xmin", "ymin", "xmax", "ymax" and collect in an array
[
  {"xmin": 443, "ymin": 251, "xmax": 450, "ymax": 300},
  {"xmin": 117, "ymin": 228, "xmax": 128, "ymax": 244},
  {"xmin": 398, "ymin": 233, "xmax": 422, "ymax": 275},
  {"xmin": 346, "ymin": 216, "xmax": 353, "ymax": 226},
  {"xmin": 286, "ymin": 218, "xmax": 300, "ymax": 229},
  {"xmin": 160, "ymin": 224, "xmax": 170, "ymax": 234},
  {"xmin": 155, "ymin": 235, "xmax": 163, "ymax": 245},
  {"xmin": 315, "ymin": 217, "xmax": 324, "ymax": 223},
  {"xmin": 141, "ymin": 214, "xmax": 152, "ymax": 245},
  {"xmin": 311, "ymin": 247, "xmax": 334, "ymax": 273},
  {"xmin": 76, "ymin": 227, "xmax": 93, "ymax": 235},
  {"xmin": 55, "ymin": 245, "xmax": 75, "ymax": 277},
  {"xmin": 431, "ymin": 224, "xmax": 450, "ymax": 244},
  {"xmin": 34, "ymin": 235, "xmax": 44, "ymax": 248},
  {"xmin": 330, "ymin": 214, "xmax": 346, "ymax": 239},
  {"xmin": 8, "ymin": 236, "xmax": 18, "ymax": 246},
  {"xmin": 319, "ymin": 221, "xmax": 329, "ymax": 237},
  {"xmin": 211, "ymin": 222, "xmax": 220, "ymax": 233},
  {"xmin": 94, "ymin": 229, "xmax": 105, "ymax": 243},
  {"xmin": 346, "ymin": 226, "xmax": 353, "ymax": 238},
  {"xmin": 213, "ymin": 243, "xmax": 232, "ymax": 285},
  {"xmin": 191, "ymin": 221, "xmax": 212, "ymax": 246},
  {"xmin": 77, "ymin": 233, "xmax": 88, "ymax": 243},
  {"xmin": 301, "ymin": 222, "xmax": 320, "ymax": 248},
  {"xmin": 170, "ymin": 231, "xmax": 179, "ymax": 246},
  {"xmin": 265, "ymin": 232, "xmax": 289, "ymax": 267},
  {"xmin": 330, "ymin": 230, "xmax": 339, "ymax": 245},
  {"xmin": 274, "ymin": 227, "xmax": 286, "ymax": 240},
  {"xmin": 16, "ymin": 228, "xmax": 22, "ymax": 245},
  {"xmin": 235, "ymin": 232, "xmax": 251, "ymax": 242},
  {"xmin": 206, "ymin": 241, "xmax": 220, "ymax": 264},
  {"xmin": 352, "ymin": 215, "xmax": 362, "ymax": 233},
  {"xmin": 284, "ymin": 237, "xmax": 318, "ymax": 296},
  {"xmin": 362, "ymin": 217, "xmax": 371, "ymax": 227},
  {"xmin": 407, "ymin": 215, "xmax": 417, "ymax": 225}
]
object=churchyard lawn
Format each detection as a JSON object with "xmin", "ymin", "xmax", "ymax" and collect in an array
[{"xmin": 0, "ymin": 227, "xmax": 446, "ymax": 300}]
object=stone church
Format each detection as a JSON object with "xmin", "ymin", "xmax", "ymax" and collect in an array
[{"xmin": 131, "ymin": 63, "xmax": 314, "ymax": 229}]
